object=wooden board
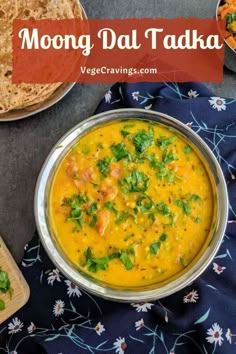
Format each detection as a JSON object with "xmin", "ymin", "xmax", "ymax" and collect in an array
[{"xmin": 0, "ymin": 236, "xmax": 30, "ymax": 324}]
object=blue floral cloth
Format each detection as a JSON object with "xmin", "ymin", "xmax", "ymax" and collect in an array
[{"xmin": 0, "ymin": 82, "xmax": 236, "ymax": 354}]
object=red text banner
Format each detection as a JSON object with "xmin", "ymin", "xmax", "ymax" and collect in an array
[{"xmin": 12, "ymin": 18, "xmax": 224, "ymax": 84}]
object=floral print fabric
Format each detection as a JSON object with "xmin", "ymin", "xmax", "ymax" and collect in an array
[{"xmin": 0, "ymin": 82, "xmax": 235, "ymax": 354}]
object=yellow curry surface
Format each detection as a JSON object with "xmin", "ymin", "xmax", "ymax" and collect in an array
[{"xmin": 49, "ymin": 120, "xmax": 214, "ymax": 287}]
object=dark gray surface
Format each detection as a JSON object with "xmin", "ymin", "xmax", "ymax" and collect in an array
[{"xmin": 0, "ymin": 0, "xmax": 235, "ymax": 263}]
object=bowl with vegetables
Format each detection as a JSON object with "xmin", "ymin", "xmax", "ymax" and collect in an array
[
  {"xmin": 217, "ymin": 0, "xmax": 236, "ymax": 52},
  {"xmin": 35, "ymin": 109, "xmax": 228, "ymax": 302}
]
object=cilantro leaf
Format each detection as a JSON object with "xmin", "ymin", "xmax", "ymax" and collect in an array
[
  {"xmin": 120, "ymin": 252, "xmax": 133, "ymax": 270},
  {"xmin": 97, "ymin": 157, "xmax": 113, "ymax": 177},
  {"xmin": 80, "ymin": 145, "xmax": 90, "ymax": 155},
  {"xmin": 120, "ymin": 170, "xmax": 150, "ymax": 193},
  {"xmin": 120, "ymin": 130, "xmax": 130, "ymax": 137},
  {"xmin": 150, "ymin": 233, "xmax": 168, "ymax": 255},
  {"xmin": 135, "ymin": 195, "xmax": 154, "ymax": 214},
  {"xmin": 0, "ymin": 266, "xmax": 12, "ymax": 311},
  {"xmin": 145, "ymin": 153, "xmax": 160, "ymax": 169},
  {"xmin": 111, "ymin": 143, "xmax": 129, "ymax": 161},
  {"xmin": 124, "ymin": 123, "xmax": 135, "ymax": 129},
  {"xmin": 90, "ymin": 215, "xmax": 98, "ymax": 228},
  {"xmin": 159, "ymin": 233, "xmax": 168, "ymax": 242},
  {"xmin": 156, "ymin": 202, "xmax": 171, "ymax": 216},
  {"xmin": 85, "ymin": 247, "xmax": 92, "ymax": 261},
  {"xmin": 0, "ymin": 269, "xmax": 10, "ymax": 294},
  {"xmin": 156, "ymin": 136, "xmax": 176, "ymax": 150},
  {"xmin": 87, "ymin": 256, "xmax": 110, "ymax": 272},
  {"xmin": 64, "ymin": 193, "xmax": 88, "ymax": 229},
  {"xmin": 226, "ymin": 12, "xmax": 236, "ymax": 25},
  {"xmin": 183, "ymin": 146, "xmax": 192, "ymax": 154},
  {"xmin": 175, "ymin": 200, "xmax": 191, "ymax": 215},
  {"xmin": 105, "ymin": 201, "xmax": 118, "ymax": 215},
  {"xmin": 64, "ymin": 194, "xmax": 88, "ymax": 209},
  {"xmin": 87, "ymin": 203, "xmax": 98, "ymax": 215},
  {"xmin": 115, "ymin": 211, "xmax": 130, "ymax": 224},
  {"xmin": 0, "ymin": 299, "xmax": 5, "ymax": 311},
  {"xmin": 180, "ymin": 256, "xmax": 188, "ymax": 267},
  {"xmin": 191, "ymin": 194, "xmax": 201, "ymax": 202},
  {"xmin": 150, "ymin": 241, "xmax": 161, "ymax": 255},
  {"xmin": 194, "ymin": 217, "xmax": 202, "ymax": 224},
  {"xmin": 133, "ymin": 127, "xmax": 154, "ymax": 154},
  {"xmin": 84, "ymin": 248, "xmax": 120, "ymax": 273},
  {"xmin": 162, "ymin": 150, "xmax": 177, "ymax": 164}
]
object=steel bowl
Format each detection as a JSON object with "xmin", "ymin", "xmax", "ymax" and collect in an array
[
  {"xmin": 34, "ymin": 109, "xmax": 228, "ymax": 302},
  {"xmin": 216, "ymin": 0, "xmax": 236, "ymax": 73}
]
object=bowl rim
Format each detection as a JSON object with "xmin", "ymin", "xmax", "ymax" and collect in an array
[{"xmin": 34, "ymin": 108, "xmax": 229, "ymax": 302}]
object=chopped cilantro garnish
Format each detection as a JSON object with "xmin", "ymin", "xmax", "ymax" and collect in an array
[
  {"xmin": 145, "ymin": 153, "xmax": 160, "ymax": 169},
  {"xmin": 85, "ymin": 247, "xmax": 92, "ymax": 261},
  {"xmin": 149, "ymin": 233, "xmax": 168, "ymax": 255},
  {"xmin": 115, "ymin": 211, "xmax": 130, "ymax": 224},
  {"xmin": 87, "ymin": 256, "xmax": 110, "ymax": 272},
  {"xmin": 133, "ymin": 127, "xmax": 154, "ymax": 154},
  {"xmin": 84, "ymin": 248, "xmax": 120, "ymax": 273},
  {"xmin": 120, "ymin": 252, "xmax": 133, "ymax": 270},
  {"xmin": 87, "ymin": 202, "xmax": 98, "ymax": 216},
  {"xmin": 175, "ymin": 200, "xmax": 191, "ymax": 215},
  {"xmin": 63, "ymin": 194, "xmax": 88, "ymax": 208},
  {"xmin": 126, "ymin": 240, "xmax": 142, "ymax": 255},
  {"xmin": 156, "ymin": 163, "xmax": 175, "ymax": 183},
  {"xmin": 97, "ymin": 157, "xmax": 113, "ymax": 177},
  {"xmin": 155, "ymin": 202, "xmax": 175, "ymax": 226},
  {"xmin": 119, "ymin": 170, "xmax": 150, "ymax": 193},
  {"xmin": 156, "ymin": 202, "xmax": 171, "ymax": 216},
  {"xmin": 191, "ymin": 194, "xmax": 201, "ymax": 202},
  {"xmin": 111, "ymin": 143, "xmax": 129, "ymax": 161},
  {"xmin": 180, "ymin": 256, "xmax": 188, "ymax": 267},
  {"xmin": 0, "ymin": 299, "xmax": 5, "ymax": 311},
  {"xmin": 159, "ymin": 233, "xmax": 168, "ymax": 242},
  {"xmin": 85, "ymin": 247, "xmax": 134, "ymax": 272},
  {"xmin": 194, "ymin": 217, "xmax": 202, "ymax": 224},
  {"xmin": 135, "ymin": 195, "xmax": 154, "ymax": 214},
  {"xmin": 148, "ymin": 213, "xmax": 156, "ymax": 225},
  {"xmin": 145, "ymin": 153, "xmax": 178, "ymax": 183},
  {"xmin": 80, "ymin": 145, "xmax": 90, "ymax": 155},
  {"xmin": 64, "ymin": 194, "xmax": 88, "ymax": 229},
  {"xmin": 150, "ymin": 241, "xmax": 161, "ymax": 255},
  {"xmin": 0, "ymin": 267, "xmax": 10, "ymax": 294},
  {"xmin": 162, "ymin": 150, "xmax": 177, "ymax": 164},
  {"xmin": 124, "ymin": 123, "xmax": 135, "ymax": 129},
  {"xmin": 90, "ymin": 215, "xmax": 98, "ymax": 228},
  {"xmin": 105, "ymin": 201, "xmax": 118, "ymax": 215},
  {"xmin": 120, "ymin": 130, "xmax": 130, "ymax": 138},
  {"xmin": 156, "ymin": 136, "xmax": 176, "ymax": 150},
  {"xmin": 175, "ymin": 194, "xmax": 201, "ymax": 216},
  {"xmin": 183, "ymin": 146, "xmax": 192, "ymax": 154},
  {"xmin": 0, "ymin": 266, "xmax": 12, "ymax": 311}
]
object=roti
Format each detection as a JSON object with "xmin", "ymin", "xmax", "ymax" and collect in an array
[{"xmin": 0, "ymin": 0, "xmax": 83, "ymax": 115}]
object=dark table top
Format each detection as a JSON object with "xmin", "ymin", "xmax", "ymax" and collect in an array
[{"xmin": 0, "ymin": 0, "xmax": 235, "ymax": 263}]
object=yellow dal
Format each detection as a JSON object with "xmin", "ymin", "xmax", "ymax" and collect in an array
[{"xmin": 49, "ymin": 120, "xmax": 214, "ymax": 287}]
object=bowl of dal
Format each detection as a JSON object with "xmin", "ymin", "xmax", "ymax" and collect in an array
[{"xmin": 35, "ymin": 109, "xmax": 228, "ymax": 302}]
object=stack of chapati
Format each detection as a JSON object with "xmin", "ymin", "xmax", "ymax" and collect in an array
[{"xmin": 0, "ymin": 0, "xmax": 83, "ymax": 115}]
